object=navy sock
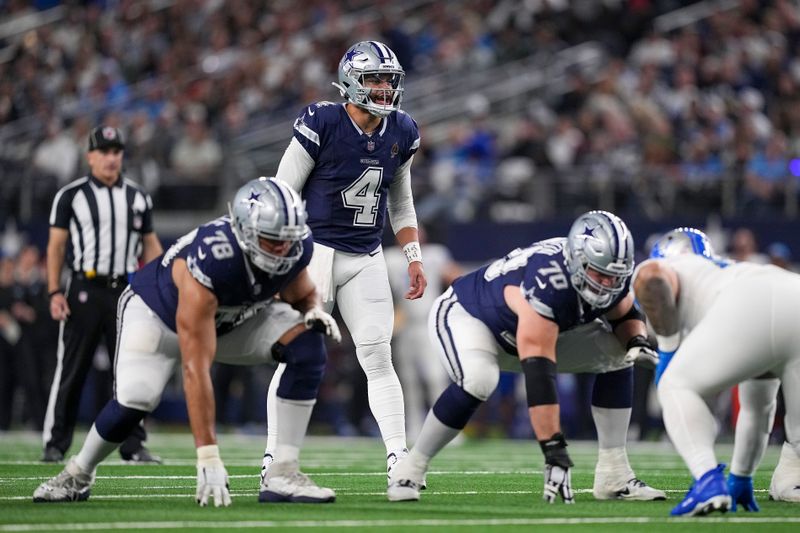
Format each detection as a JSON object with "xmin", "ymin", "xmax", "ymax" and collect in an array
[
  {"xmin": 432, "ymin": 383, "xmax": 482, "ymax": 430},
  {"xmin": 95, "ymin": 400, "xmax": 148, "ymax": 443}
]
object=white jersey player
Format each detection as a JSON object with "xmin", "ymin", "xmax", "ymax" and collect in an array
[
  {"xmin": 263, "ymin": 40, "xmax": 427, "ymax": 481},
  {"xmin": 634, "ymin": 227, "xmax": 800, "ymax": 516}
]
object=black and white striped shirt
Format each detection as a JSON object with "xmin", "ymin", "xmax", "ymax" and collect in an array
[{"xmin": 49, "ymin": 175, "xmax": 155, "ymax": 276}]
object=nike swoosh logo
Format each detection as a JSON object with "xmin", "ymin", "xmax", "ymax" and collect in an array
[
  {"xmin": 535, "ymin": 277, "xmax": 546, "ymax": 289},
  {"xmin": 307, "ymin": 106, "xmax": 315, "ymax": 116},
  {"xmin": 197, "ymin": 247, "xmax": 207, "ymax": 260}
]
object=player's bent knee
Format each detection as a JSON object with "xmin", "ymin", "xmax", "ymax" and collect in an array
[
  {"xmin": 275, "ymin": 330, "xmax": 327, "ymax": 401},
  {"xmin": 116, "ymin": 381, "xmax": 163, "ymax": 412},
  {"xmin": 95, "ymin": 399, "xmax": 149, "ymax": 443},
  {"xmin": 461, "ymin": 367, "xmax": 500, "ymax": 402}
]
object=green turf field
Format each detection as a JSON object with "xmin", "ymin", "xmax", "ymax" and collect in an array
[{"xmin": 0, "ymin": 430, "xmax": 797, "ymax": 532}]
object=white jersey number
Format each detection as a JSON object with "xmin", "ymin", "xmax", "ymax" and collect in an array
[{"xmin": 342, "ymin": 167, "xmax": 383, "ymax": 226}]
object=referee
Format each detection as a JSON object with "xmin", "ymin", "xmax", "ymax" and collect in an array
[{"xmin": 43, "ymin": 126, "xmax": 163, "ymax": 463}]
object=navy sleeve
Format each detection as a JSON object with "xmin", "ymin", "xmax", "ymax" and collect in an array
[
  {"xmin": 396, "ymin": 110, "xmax": 421, "ymax": 164},
  {"xmin": 291, "ymin": 102, "xmax": 337, "ymax": 161}
]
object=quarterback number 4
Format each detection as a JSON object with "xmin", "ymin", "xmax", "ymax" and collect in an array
[{"xmin": 342, "ymin": 167, "xmax": 383, "ymax": 226}]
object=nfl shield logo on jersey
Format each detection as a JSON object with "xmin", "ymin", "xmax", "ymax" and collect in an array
[{"xmin": 366, "ymin": 140, "xmax": 375, "ymax": 152}]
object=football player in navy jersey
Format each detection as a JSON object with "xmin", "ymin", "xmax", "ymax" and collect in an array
[
  {"xmin": 387, "ymin": 211, "xmax": 665, "ymax": 504},
  {"xmin": 34, "ymin": 178, "xmax": 341, "ymax": 506},
  {"xmin": 267, "ymin": 40, "xmax": 426, "ymax": 482}
]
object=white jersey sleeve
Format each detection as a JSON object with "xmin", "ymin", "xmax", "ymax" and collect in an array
[
  {"xmin": 275, "ymin": 137, "xmax": 315, "ymax": 193},
  {"xmin": 387, "ymin": 154, "xmax": 418, "ymax": 234}
]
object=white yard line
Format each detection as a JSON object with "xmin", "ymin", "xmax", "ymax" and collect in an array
[{"xmin": 2, "ymin": 517, "xmax": 800, "ymax": 531}]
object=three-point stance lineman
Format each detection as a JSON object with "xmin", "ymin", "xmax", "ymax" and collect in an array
[
  {"xmin": 388, "ymin": 211, "xmax": 665, "ymax": 503},
  {"xmin": 635, "ymin": 228, "xmax": 800, "ymax": 516},
  {"xmin": 34, "ymin": 178, "xmax": 340, "ymax": 506},
  {"xmin": 266, "ymin": 40, "xmax": 427, "ymax": 482}
]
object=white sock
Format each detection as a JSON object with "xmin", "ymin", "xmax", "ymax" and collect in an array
[
  {"xmin": 263, "ymin": 363, "xmax": 285, "ymax": 459},
  {"xmin": 659, "ymin": 385, "xmax": 719, "ymax": 479},
  {"xmin": 360, "ymin": 351, "xmax": 407, "ymax": 452},
  {"xmin": 730, "ymin": 379, "xmax": 779, "ymax": 476},
  {"xmin": 274, "ymin": 396, "xmax": 315, "ymax": 463},
  {"xmin": 74, "ymin": 425, "xmax": 118, "ymax": 474},
  {"xmin": 411, "ymin": 411, "xmax": 460, "ymax": 468},
  {"xmin": 591, "ymin": 406, "xmax": 630, "ymax": 450}
]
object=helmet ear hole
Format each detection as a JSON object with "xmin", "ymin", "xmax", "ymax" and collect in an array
[{"xmin": 229, "ymin": 177, "xmax": 309, "ymax": 275}]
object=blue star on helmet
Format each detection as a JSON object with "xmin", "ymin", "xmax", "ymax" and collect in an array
[
  {"xmin": 244, "ymin": 190, "xmax": 262, "ymax": 211},
  {"xmin": 345, "ymin": 49, "xmax": 362, "ymax": 63},
  {"xmin": 581, "ymin": 225, "xmax": 598, "ymax": 238}
]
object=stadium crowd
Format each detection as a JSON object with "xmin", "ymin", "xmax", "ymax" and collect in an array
[{"xmin": 0, "ymin": 0, "xmax": 797, "ymax": 444}]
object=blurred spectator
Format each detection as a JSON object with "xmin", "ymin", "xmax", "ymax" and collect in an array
[
  {"xmin": 741, "ymin": 132, "xmax": 790, "ymax": 215},
  {"xmin": 31, "ymin": 119, "xmax": 81, "ymax": 186},
  {"xmin": 0, "ymin": 255, "xmax": 22, "ymax": 430},
  {"xmin": 767, "ymin": 242, "xmax": 794, "ymax": 271},
  {"xmin": 170, "ymin": 106, "xmax": 223, "ymax": 184},
  {"xmin": 729, "ymin": 227, "xmax": 769, "ymax": 264}
]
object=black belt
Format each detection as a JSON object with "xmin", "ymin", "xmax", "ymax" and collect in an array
[{"xmin": 73, "ymin": 271, "xmax": 128, "ymax": 289}]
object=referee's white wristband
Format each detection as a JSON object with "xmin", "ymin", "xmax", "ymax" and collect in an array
[{"xmin": 402, "ymin": 241, "xmax": 422, "ymax": 264}]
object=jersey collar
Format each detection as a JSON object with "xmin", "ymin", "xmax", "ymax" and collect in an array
[
  {"xmin": 344, "ymin": 104, "xmax": 388, "ymax": 137},
  {"xmin": 89, "ymin": 173, "xmax": 123, "ymax": 188}
]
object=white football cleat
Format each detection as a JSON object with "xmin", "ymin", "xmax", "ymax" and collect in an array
[
  {"xmin": 259, "ymin": 452, "xmax": 274, "ymax": 489},
  {"xmin": 259, "ymin": 460, "xmax": 335, "ymax": 503},
  {"xmin": 593, "ymin": 475, "xmax": 667, "ymax": 501},
  {"xmin": 387, "ymin": 452, "xmax": 427, "ymax": 502},
  {"xmin": 388, "ymin": 448, "xmax": 426, "ymax": 489},
  {"xmin": 33, "ymin": 458, "xmax": 95, "ymax": 503},
  {"xmin": 769, "ymin": 443, "xmax": 800, "ymax": 502}
]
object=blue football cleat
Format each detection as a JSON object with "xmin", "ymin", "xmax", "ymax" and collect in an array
[
  {"xmin": 727, "ymin": 472, "xmax": 759, "ymax": 512},
  {"xmin": 671, "ymin": 464, "xmax": 732, "ymax": 516}
]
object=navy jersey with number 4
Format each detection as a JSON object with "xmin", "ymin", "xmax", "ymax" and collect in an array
[
  {"xmin": 452, "ymin": 238, "xmax": 629, "ymax": 355},
  {"xmin": 132, "ymin": 216, "xmax": 313, "ymax": 335},
  {"xmin": 291, "ymin": 101, "xmax": 420, "ymax": 253}
]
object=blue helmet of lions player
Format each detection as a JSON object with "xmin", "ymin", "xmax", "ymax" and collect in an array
[
  {"xmin": 565, "ymin": 210, "xmax": 635, "ymax": 309},
  {"xmin": 650, "ymin": 227, "xmax": 714, "ymax": 260},
  {"xmin": 229, "ymin": 177, "xmax": 309, "ymax": 275},
  {"xmin": 333, "ymin": 41, "xmax": 405, "ymax": 118}
]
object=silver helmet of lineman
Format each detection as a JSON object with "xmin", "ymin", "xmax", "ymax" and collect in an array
[
  {"xmin": 565, "ymin": 210, "xmax": 635, "ymax": 309},
  {"xmin": 228, "ymin": 177, "xmax": 309, "ymax": 275},
  {"xmin": 333, "ymin": 40, "xmax": 405, "ymax": 118}
]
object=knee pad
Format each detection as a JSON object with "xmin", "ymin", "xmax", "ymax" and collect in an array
[
  {"xmin": 355, "ymin": 341, "xmax": 393, "ymax": 380},
  {"xmin": 95, "ymin": 400, "xmax": 148, "ymax": 443},
  {"xmin": 592, "ymin": 366, "xmax": 633, "ymax": 409},
  {"xmin": 460, "ymin": 364, "xmax": 500, "ymax": 402},
  {"xmin": 116, "ymin": 378, "xmax": 163, "ymax": 412},
  {"xmin": 276, "ymin": 330, "xmax": 327, "ymax": 401}
]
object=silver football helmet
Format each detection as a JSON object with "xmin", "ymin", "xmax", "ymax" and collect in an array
[
  {"xmin": 650, "ymin": 227, "xmax": 714, "ymax": 260},
  {"xmin": 565, "ymin": 210, "xmax": 634, "ymax": 309},
  {"xmin": 333, "ymin": 41, "xmax": 405, "ymax": 118},
  {"xmin": 228, "ymin": 177, "xmax": 309, "ymax": 275}
]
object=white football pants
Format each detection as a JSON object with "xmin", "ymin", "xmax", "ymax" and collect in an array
[
  {"xmin": 658, "ymin": 274, "xmax": 800, "ymax": 479},
  {"xmin": 114, "ymin": 288, "xmax": 303, "ymax": 412},
  {"xmin": 268, "ymin": 242, "xmax": 406, "ymax": 453}
]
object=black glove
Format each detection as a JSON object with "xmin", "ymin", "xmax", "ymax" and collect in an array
[
  {"xmin": 624, "ymin": 335, "xmax": 658, "ymax": 369},
  {"xmin": 539, "ymin": 433, "xmax": 574, "ymax": 504}
]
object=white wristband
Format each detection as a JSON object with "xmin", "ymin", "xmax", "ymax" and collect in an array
[{"xmin": 402, "ymin": 241, "xmax": 422, "ymax": 264}]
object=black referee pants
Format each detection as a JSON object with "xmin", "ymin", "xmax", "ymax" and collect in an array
[{"xmin": 43, "ymin": 275, "xmax": 147, "ymax": 456}]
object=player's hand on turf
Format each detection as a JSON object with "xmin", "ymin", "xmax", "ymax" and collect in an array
[
  {"xmin": 728, "ymin": 473, "xmax": 760, "ymax": 512},
  {"xmin": 624, "ymin": 335, "xmax": 658, "ymax": 369},
  {"xmin": 304, "ymin": 308, "xmax": 342, "ymax": 342},
  {"xmin": 405, "ymin": 262, "xmax": 427, "ymax": 300},
  {"xmin": 196, "ymin": 446, "xmax": 231, "ymax": 507},
  {"xmin": 539, "ymin": 433, "xmax": 575, "ymax": 504}
]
